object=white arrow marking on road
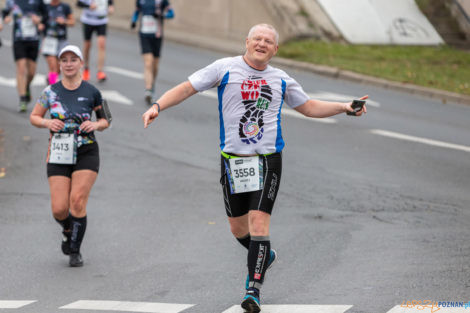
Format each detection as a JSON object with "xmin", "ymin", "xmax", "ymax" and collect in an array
[
  {"xmin": 0, "ymin": 300, "xmax": 37, "ymax": 308},
  {"xmin": 370, "ymin": 129, "xmax": 470, "ymax": 153},
  {"xmin": 308, "ymin": 91, "xmax": 380, "ymax": 108},
  {"xmin": 60, "ymin": 300, "xmax": 194, "ymax": 313},
  {"xmin": 0, "ymin": 74, "xmax": 46, "ymax": 87},
  {"xmin": 387, "ymin": 304, "xmax": 468, "ymax": 312},
  {"xmin": 222, "ymin": 305, "xmax": 353, "ymax": 313},
  {"xmin": 105, "ymin": 66, "xmax": 144, "ymax": 80},
  {"xmin": 199, "ymin": 90, "xmax": 337, "ymax": 124},
  {"xmin": 101, "ymin": 90, "xmax": 134, "ymax": 106}
]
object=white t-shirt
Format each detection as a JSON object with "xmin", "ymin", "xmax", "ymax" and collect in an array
[
  {"xmin": 80, "ymin": 0, "xmax": 109, "ymax": 25},
  {"xmin": 188, "ymin": 56, "xmax": 309, "ymax": 155}
]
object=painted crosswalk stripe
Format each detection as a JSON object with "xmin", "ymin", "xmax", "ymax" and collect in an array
[
  {"xmin": 105, "ymin": 66, "xmax": 144, "ymax": 80},
  {"xmin": 0, "ymin": 300, "xmax": 37, "ymax": 308},
  {"xmin": 199, "ymin": 90, "xmax": 337, "ymax": 124},
  {"xmin": 60, "ymin": 300, "xmax": 194, "ymax": 313},
  {"xmin": 387, "ymin": 304, "xmax": 467, "ymax": 313},
  {"xmin": 370, "ymin": 129, "xmax": 470, "ymax": 153},
  {"xmin": 222, "ymin": 305, "xmax": 353, "ymax": 313}
]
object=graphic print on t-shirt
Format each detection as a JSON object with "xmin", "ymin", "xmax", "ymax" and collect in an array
[{"xmin": 239, "ymin": 76, "xmax": 272, "ymax": 145}]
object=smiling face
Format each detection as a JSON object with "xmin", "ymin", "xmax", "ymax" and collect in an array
[
  {"xmin": 59, "ymin": 51, "xmax": 83, "ymax": 79},
  {"xmin": 244, "ymin": 25, "xmax": 279, "ymax": 70}
]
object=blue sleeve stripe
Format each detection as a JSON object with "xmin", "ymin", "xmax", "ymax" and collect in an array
[
  {"xmin": 218, "ymin": 71, "xmax": 230, "ymax": 151},
  {"xmin": 275, "ymin": 79, "xmax": 287, "ymax": 152}
]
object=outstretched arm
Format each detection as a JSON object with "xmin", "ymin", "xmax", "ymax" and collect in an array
[
  {"xmin": 295, "ymin": 95, "xmax": 368, "ymax": 118},
  {"xmin": 142, "ymin": 81, "xmax": 198, "ymax": 128}
]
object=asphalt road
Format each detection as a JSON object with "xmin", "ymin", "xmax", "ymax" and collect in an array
[{"xmin": 1, "ymin": 22, "xmax": 470, "ymax": 313}]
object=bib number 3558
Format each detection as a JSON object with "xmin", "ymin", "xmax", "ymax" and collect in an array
[
  {"xmin": 48, "ymin": 133, "xmax": 76, "ymax": 164},
  {"xmin": 228, "ymin": 156, "xmax": 263, "ymax": 194}
]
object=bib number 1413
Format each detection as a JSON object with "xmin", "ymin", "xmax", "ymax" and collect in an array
[{"xmin": 48, "ymin": 133, "xmax": 76, "ymax": 164}]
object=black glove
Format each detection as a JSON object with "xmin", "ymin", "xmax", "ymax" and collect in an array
[{"xmin": 130, "ymin": 21, "xmax": 136, "ymax": 29}]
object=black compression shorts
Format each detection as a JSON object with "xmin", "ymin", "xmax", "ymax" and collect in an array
[
  {"xmin": 139, "ymin": 35, "xmax": 162, "ymax": 57},
  {"xmin": 83, "ymin": 23, "xmax": 107, "ymax": 41},
  {"xmin": 220, "ymin": 152, "xmax": 282, "ymax": 218},
  {"xmin": 47, "ymin": 142, "xmax": 100, "ymax": 178},
  {"xmin": 13, "ymin": 40, "xmax": 40, "ymax": 61}
]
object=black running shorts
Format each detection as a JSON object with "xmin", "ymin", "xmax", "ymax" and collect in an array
[
  {"xmin": 13, "ymin": 40, "xmax": 40, "ymax": 61},
  {"xmin": 47, "ymin": 142, "xmax": 100, "ymax": 178},
  {"xmin": 83, "ymin": 23, "xmax": 107, "ymax": 41},
  {"xmin": 139, "ymin": 35, "xmax": 162, "ymax": 57},
  {"xmin": 220, "ymin": 152, "xmax": 282, "ymax": 218}
]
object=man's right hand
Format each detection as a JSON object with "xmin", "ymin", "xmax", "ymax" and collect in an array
[{"xmin": 142, "ymin": 105, "xmax": 159, "ymax": 128}]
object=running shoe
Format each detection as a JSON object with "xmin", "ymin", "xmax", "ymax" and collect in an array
[
  {"xmin": 97, "ymin": 71, "xmax": 107, "ymax": 82},
  {"xmin": 83, "ymin": 68, "xmax": 90, "ymax": 81},
  {"xmin": 18, "ymin": 101, "xmax": 28, "ymax": 113},
  {"xmin": 69, "ymin": 253, "xmax": 83, "ymax": 267},
  {"xmin": 241, "ymin": 288, "xmax": 261, "ymax": 313},
  {"xmin": 144, "ymin": 89, "xmax": 153, "ymax": 105},
  {"xmin": 61, "ymin": 230, "xmax": 71, "ymax": 255},
  {"xmin": 245, "ymin": 249, "xmax": 277, "ymax": 289}
]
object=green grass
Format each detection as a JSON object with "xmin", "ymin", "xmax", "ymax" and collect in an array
[{"xmin": 277, "ymin": 40, "xmax": 470, "ymax": 96}]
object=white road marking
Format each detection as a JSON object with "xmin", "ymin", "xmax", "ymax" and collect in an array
[
  {"xmin": 370, "ymin": 129, "xmax": 470, "ymax": 153},
  {"xmin": 60, "ymin": 300, "xmax": 194, "ymax": 313},
  {"xmin": 199, "ymin": 90, "xmax": 337, "ymax": 123},
  {"xmin": 101, "ymin": 90, "xmax": 134, "ymax": 106},
  {"xmin": 308, "ymin": 91, "xmax": 380, "ymax": 107},
  {"xmin": 0, "ymin": 300, "xmax": 37, "ymax": 308},
  {"xmin": 222, "ymin": 305, "xmax": 353, "ymax": 313},
  {"xmin": 387, "ymin": 304, "xmax": 468, "ymax": 313},
  {"xmin": 105, "ymin": 66, "xmax": 144, "ymax": 80},
  {"xmin": 0, "ymin": 74, "xmax": 46, "ymax": 87},
  {"xmin": 281, "ymin": 108, "xmax": 337, "ymax": 124},
  {"xmin": 1, "ymin": 38, "xmax": 12, "ymax": 47}
]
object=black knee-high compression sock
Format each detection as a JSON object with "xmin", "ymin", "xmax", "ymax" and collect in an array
[
  {"xmin": 55, "ymin": 214, "xmax": 72, "ymax": 231},
  {"xmin": 70, "ymin": 215, "xmax": 87, "ymax": 253},
  {"xmin": 236, "ymin": 233, "xmax": 251, "ymax": 250},
  {"xmin": 247, "ymin": 236, "xmax": 271, "ymax": 290}
]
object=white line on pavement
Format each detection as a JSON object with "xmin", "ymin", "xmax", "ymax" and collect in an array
[
  {"xmin": 370, "ymin": 129, "xmax": 470, "ymax": 153},
  {"xmin": 198, "ymin": 90, "xmax": 337, "ymax": 124},
  {"xmin": 308, "ymin": 91, "xmax": 381, "ymax": 108},
  {"xmin": 60, "ymin": 300, "xmax": 194, "ymax": 313},
  {"xmin": 1, "ymin": 38, "xmax": 12, "ymax": 47},
  {"xmin": 222, "ymin": 305, "xmax": 353, "ymax": 313},
  {"xmin": 0, "ymin": 300, "xmax": 37, "ymax": 308},
  {"xmin": 0, "ymin": 74, "xmax": 46, "ymax": 87},
  {"xmin": 100, "ymin": 90, "xmax": 134, "ymax": 105},
  {"xmin": 281, "ymin": 108, "xmax": 337, "ymax": 124},
  {"xmin": 105, "ymin": 66, "xmax": 144, "ymax": 80}
]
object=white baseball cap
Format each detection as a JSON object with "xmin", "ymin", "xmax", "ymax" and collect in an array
[{"xmin": 58, "ymin": 45, "xmax": 83, "ymax": 61}]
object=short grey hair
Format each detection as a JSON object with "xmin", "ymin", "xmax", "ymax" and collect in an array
[{"xmin": 247, "ymin": 24, "xmax": 279, "ymax": 44}]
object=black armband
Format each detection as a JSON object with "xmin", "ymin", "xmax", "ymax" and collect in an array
[{"xmin": 95, "ymin": 99, "xmax": 112, "ymax": 123}]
